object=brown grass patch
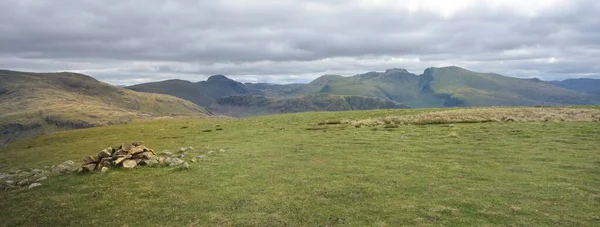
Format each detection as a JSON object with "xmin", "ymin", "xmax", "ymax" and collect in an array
[{"xmin": 350, "ymin": 107, "xmax": 600, "ymax": 127}]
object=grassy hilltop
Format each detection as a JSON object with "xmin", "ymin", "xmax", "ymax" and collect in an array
[
  {"xmin": 1, "ymin": 106, "xmax": 599, "ymax": 226},
  {"xmin": 0, "ymin": 70, "xmax": 210, "ymax": 147}
]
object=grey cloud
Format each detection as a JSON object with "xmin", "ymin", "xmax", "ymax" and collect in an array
[{"xmin": 0, "ymin": 0, "xmax": 599, "ymax": 85}]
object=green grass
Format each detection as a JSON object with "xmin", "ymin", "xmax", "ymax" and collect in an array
[{"xmin": 1, "ymin": 108, "xmax": 599, "ymax": 226}]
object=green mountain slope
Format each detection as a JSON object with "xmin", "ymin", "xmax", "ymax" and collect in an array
[
  {"xmin": 307, "ymin": 66, "xmax": 600, "ymax": 107},
  {"xmin": 551, "ymin": 78, "xmax": 600, "ymax": 96},
  {"xmin": 210, "ymin": 94, "xmax": 408, "ymax": 117},
  {"xmin": 420, "ymin": 67, "xmax": 599, "ymax": 106},
  {"xmin": 0, "ymin": 70, "xmax": 210, "ymax": 147},
  {"xmin": 128, "ymin": 75, "xmax": 257, "ymax": 107}
]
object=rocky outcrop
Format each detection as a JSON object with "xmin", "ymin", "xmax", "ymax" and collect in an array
[{"xmin": 78, "ymin": 142, "xmax": 161, "ymax": 173}]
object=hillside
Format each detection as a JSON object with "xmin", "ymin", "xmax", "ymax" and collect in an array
[
  {"xmin": 0, "ymin": 70, "xmax": 210, "ymax": 147},
  {"xmin": 211, "ymin": 94, "xmax": 408, "ymax": 117},
  {"xmin": 307, "ymin": 66, "xmax": 600, "ymax": 107},
  {"xmin": 551, "ymin": 78, "xmax": 600, "ymax": 95},
  {"xmin": 128, "ymin": 75, "xmax": 259, "ymax": 107},
  {"xmin": 1, "ymin": 107, "xmax": 599, "ymax": 225}
]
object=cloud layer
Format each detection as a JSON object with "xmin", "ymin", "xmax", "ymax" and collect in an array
[{"xmin": 1, "ymin": 0, "xmax": 599, "ymax": 84}]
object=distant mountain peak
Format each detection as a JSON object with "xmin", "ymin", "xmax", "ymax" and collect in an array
[
  {"xmin": 385, "ymin": 68, "xmax": 409, "ymax": 74},
  {"xmin": 206, "ymin": 74, "xmax": 232, "ymax": 82}
]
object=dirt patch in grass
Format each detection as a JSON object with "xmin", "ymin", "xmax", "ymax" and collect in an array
[{"xmin": 350, "ymin": 107, "xmax": 600, "ymax": 127}]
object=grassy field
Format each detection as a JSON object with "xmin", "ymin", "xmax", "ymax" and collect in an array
[{"xmin": 1, "ymin": 107, "xmax": 599, "ymax": 226}]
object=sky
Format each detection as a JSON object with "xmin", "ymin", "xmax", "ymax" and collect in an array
[{"xmin": 1, "ymin": 0, "xmax": 599, "ymax": 85}]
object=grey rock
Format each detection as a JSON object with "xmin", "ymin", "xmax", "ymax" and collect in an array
[
  {"xmin": 28, "ymin": 183, "xmax": 42, "ymax": 189},
  {"xmin": 179, "ymin": 147, "xmax": 188, "ymax": 153},
  {"xmin": 59, "ymin": 169, "xmax": 72, "ymax": 175},
  {"xmin": 98, "ymin": 149, "xmax": 112, "ymax": 159},
  {"xmin": 0, "ymin": 173, "xmax": 10, "ymax": 180},
  {"xmin": 62, "ymin": 160, "xmax": 76, "ymax": 166},
  {"xmin": 5, "ymin": 180, "xmax": 14, "ymax": 185},
  {"xmin": 207, "ymin": 151, "xmax": 214, "ymax": 155},
  {"xmin": 17, "ymin": 179, "xmax": 30, "ymax": 186},
  {"xmin": 196, "ymin": 155, "xmax": 206, "ymax": 159},
  {"xmin": 182, "ymin": 162, "xmax": 190, "ymax": 169},
  {"xmin": 35, "ymin": 176, "xmax": 48, "ymax": 182},
  {"xmin": 187, "ymin": 146, "xmax": 194, "ymax": 150},
  {"xmin": 9, "ymin": 169, "xmax": 22, "ymax": 174},
  {"xmin": 31, "ymin": 169, "xmax": 43, "ymax": 174},
  {"xmin": 78, "ymin": 164, "xmax": 97, "ymax": 173},
  {"xmin": 143, "ymin": 159, "xmax": 159, "ymax": 166},
  {"xmin": 52, "ymin": 164, "xmax": 69, "ymax": 174},
  {"xmin": 122, "ymin": 160, "xmax": 137, "ymax": 169},
  {"xmin": 101, "ymin": 167, "xmax": 109, "ymax": 174},
  {"xmin": 161, "ymin": 150, "xmax": 173, "ymax": 156},
  {"xmin": 164, "ymin": 157, "xmax": 184, "ymax": 166},
  {"xmin": 177, "ymin": 152, "xmax": 187, "ymax": 158},
  {"xmin": 219, "ymin": 149, "xmax": 225, "ymax": 152}
]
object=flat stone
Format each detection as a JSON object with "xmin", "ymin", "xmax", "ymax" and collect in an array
[
  {"xmin": 28, "ymin": 183, "xmax": 42, "ymax": 189},
  {"xmin": 35, "ymin": 176, "xmax": 48, "ymax": 182},
  {"xmin": 113, "ymin": 150, "xmax": 128, "ymax": 157},
  {"xmin": 128, "ymin": 146, "xmax": 146, "ymax": 155},
  {"xmin": 143, "ymin": 159, "xmax": 159, "ymax": 166},
  {"xmin": 161, "ymin": 150, "xmax": 172, "ymax": 156},
  {"xmin": 79, "ymin": 164, "xmax": 96, "ymax": 173},
  {"xmin": 190, "ymin": 158, "xmax": 197, "ymax": 163},
  {"xmin": 219, "ymin": 149, "xmax": 225, "ymax": 152},
  {"xmin": 17, "ymin": 179, "xmax": 30, "ymax": 186},
  {"xmin": 31, "ymin": 169, "xmax": 43, "ymax": 173},
  {"xmin": 132, "ymin": 151, "xmax": 158, "ymax": 160},
  {"xmin": 122, "ymin": 160, "xmax": 137, "ymax": 169},
  {"xmin": 196, "ymin": 155, "xmax": 206, "ymax": 159},
  {"xmin": 164, "ymin": 157, "xmax": 184, "ymax": 166},
  {"xmin": 59, "ymin": 169, "xmax": 72, "ymax": 175},
  {"xmin": 98, "ymin": 150, "xmax": 112, "ymax": 159},
  {"xmin": 9, "ymin": 169, "xmax": 22, "ymax": 174},
  {"xmin": 83, "ymin": 155, "xmax": 98, "ymax": 164},
  {"xmin": 179, "ymin": 147, "xmax": 188, "ymax": 153},
  {"xmin": 0, "ymin": 173, "xmax": 10, "ymax": 180},
  {"xmin": 62, "ymin": 160, "xmax": 76, "ymax": 166},
  {"xmin": 114, "ymin": 155, "xmax": 132, "ymax": 165},
  {"xmin": 121, "ymin": 143, "xmax": 133, "ymax": 152},
  {"xmin": 207, "ymin": 151, "xmax": 214, "ymax": 155}
]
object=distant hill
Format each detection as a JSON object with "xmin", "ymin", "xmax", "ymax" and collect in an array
[
  {"xmin": 0, "ymin": 70, "xmax": 210, "ymax": 147},
  {"xmin": 305, "ymin": 66, "xmax": 600, "ymax": 107},
  {"xmin": 551, "ymin": 78, "xmax": 600, "ymax": 96},
  {"xmin": 211, "ymin": 94, "xmax": 408, "ymax": 117},
  {"xmin": 128, "ymin": 75, "xmax": 259, "ymax": 107}
]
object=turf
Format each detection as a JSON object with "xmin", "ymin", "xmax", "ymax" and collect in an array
[{"xmin": 1, "ymin": 108, "xmax": 599, "ymax": 226}]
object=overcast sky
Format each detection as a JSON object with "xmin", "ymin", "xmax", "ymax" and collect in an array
[{"xmin": 1, "ymin": 0, "xmax": 599, "ymax": 85}]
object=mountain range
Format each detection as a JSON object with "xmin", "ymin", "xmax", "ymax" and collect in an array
[
  {"xmin": 2, "ymin": 66, "xmax": 599, "ymax": 146},
  {"xmin": 128, "ymin": 66, "xmax": 600, "ymax": 113}
]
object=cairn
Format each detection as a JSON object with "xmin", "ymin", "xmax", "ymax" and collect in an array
[{"xmin": 79, "ymin": 142, "xmax": 161, "ymax": 173}]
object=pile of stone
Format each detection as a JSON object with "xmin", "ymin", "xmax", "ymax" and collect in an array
[
  {"xmin": 1, "ymin": 167, "xmax": 54, "ymax": 191},
  {"xmin": 79, "ymin": 142, "xmax": 160, "ymax": 173}
]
